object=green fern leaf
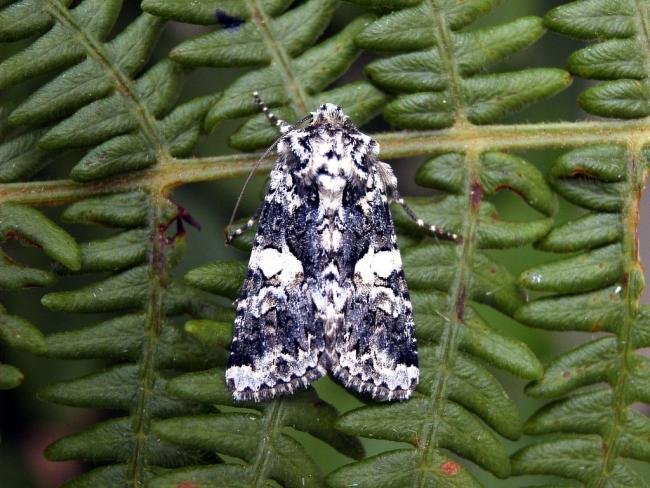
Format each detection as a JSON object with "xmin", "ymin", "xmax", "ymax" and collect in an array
[
  {"xmin": 358, "ymin": 1, "xmax": 570, "ymax": 128},
  {"xmin": 0, "ymin": 0, "xmax": 122, "ymax": 89},
  {"xmin": 0, "ymin": 0, "xmax": 74, "ymax": 42},
  {"xmin": 0, "ymin": 2, "xmax": 226, "ymax": 483},
  {"xmin": 231, "ymin": 81, "xmax": 388, "ymax": 150},
  {"xmin": 70, "ymin": 94, "xmax": 218, "ymax": 181},
  {"xmin": 39, "ymin": 191, "xmax": 227, "ymax": 484},
  {"xmin": 0, "ymin": 127, "xmax": 50, "ymax": 182},
  {"xmin": 546, "ymin": 0, "xmax": 650, "ymax": 118},
  {"xmin": 7, "ymin": 13, "xmax": 164, "ymax": 127},
  {"xmin": 159, "ymin": 0, "xmax": 385, "ymax": 150},
  {"xmin": 0, "ymin": 4, "xmax": 209, "ymax": 183},
  {"xmin": 512, "ymin": 143, "xmax": 650, "ymax": 487},
  {"xmin": 0, "ymin": 203, "xmax": 78, "ymax": 388},
  {"xmin": 209, "ymin": 15, "xmax": 382, "ymax": 150},
  {"xmin": 39, "ymin": 60, "xmax": 185, "ymax": 150},
  {"xmin": 169, "ymin": 0, "xmax": 335, "ymax": 67},
  {"xmin": 141, "ymin": 0, "xmax": 293, "ymax": 25},
  {"xmin": 509, "ymin": 2, "xmax": 650, "ymax": 483},
  {"xmin": 537, "ymin": 213, "xmax": 621, "ymax": 252}
]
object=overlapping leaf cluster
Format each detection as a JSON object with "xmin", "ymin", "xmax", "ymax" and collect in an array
[
  {"xmin": 0, "ymin": 0, "xmax": 125, "ymax": 389},
  {"xmin": 39, "ymin": 191, "xmax": 235, "ymax": 485},
  {"xmin": 0, "ymin": 203, "xmax": 78, "ymax": 388},
  {"xmin": 353, "ymin": 0, "xmax": 569, "ymax": 129},
  {"xmin": 510, "ymin": 1, "xmax": 650, "ymax": 486},
  {"xmin": 143, "ymin": 0, "xmax": 389, "ymax": 151},
  {"xmin": 0, "ymin": 0, "xmax": 232, "ymax": 484}
]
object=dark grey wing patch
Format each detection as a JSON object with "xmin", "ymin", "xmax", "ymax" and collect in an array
[
  {"xmin": 330, "ymin": 164, "xmax": 419, "ymax": 401},
  {"xmin": 226, "ymin": 161, "xmax": 325, "ymax": 401}
]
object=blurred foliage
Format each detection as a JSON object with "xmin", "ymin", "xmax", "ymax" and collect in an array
[{"xmin": 0, "ymin": 0, "xmax": 649, "ymax": 487}]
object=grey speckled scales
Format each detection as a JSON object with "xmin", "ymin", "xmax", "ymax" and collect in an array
[{"xmin": 226, "ymin": 104, "xmax": 418, "ymax": 402}]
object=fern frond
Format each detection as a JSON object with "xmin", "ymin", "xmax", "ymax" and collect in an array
[
  {"xmin": 509, "ymin": 2, "xmax": 650, "ymax": 485},
  {"xmin": 2, "ymin": 0, "xmax": 649, "ymax": 485},
  {"xmin": 0, "ymin": 0, "xmax": 121, "ymax": 182},
  {"xmin": 38, "ymin": 192, "xmax": 229, "ymax": 486},
  {"xmin": 326, "ymin": 1, "xmax": 567, "ymax": 485},
  {"xmin": 0, "ymin": 203, "xmax": 78, "ymax": 388},
  {"xmin": 0, "ymin": 0, "xmax": 74, "ymax": 42},
  {"xmin": 546, "ymin": 0, "xmax": 649, "ymax": 119},
  {"xmin": 0, "ymin": 0, "xmax": 122, "ymax": 89},
  {"xmin": 356, "ymin": 0, "xmax": 570, "ymax": 128},
  {"xmin": 7, "ymin": 13, "xmax": 164, "ymax": 128},
  {"xmin": 141, "ymin": 0, "xmax": 293, "ymax": 26},
  {"xmin": 0, "ymin": 1, "xmax": 215, "ymax": 184},
  {"xmin": 151, "ymin": 0, "xmax": 387, "ymax": 150},
  {"xmin": 0, "ymin": 1, "xmax": 224, "ymax": 484},
  {"xmin": 511, "ymin": 146, "xmax": 648, "ymax": 485},
  {"xmin": 0, "ymin": 3, "xmax": 164, "ymax": 182}
]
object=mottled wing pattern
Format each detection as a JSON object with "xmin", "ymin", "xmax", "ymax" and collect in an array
[
  {"xmin": 227, "ymin": 102, "xmax": 419, "ymax": 402},
  {"xmin": 226, "ymin": 159, "xmax": 325, "ymax": 402},
  {"xmin": 330, "ymin": 162, "xmax": 419, "ymax": 401}
]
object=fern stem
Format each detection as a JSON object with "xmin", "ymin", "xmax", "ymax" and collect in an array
[
  {"xmin": 0, "ymin": 155, "xmax": 276, "ymax": 205},
  {"xmin": 250, "ymin": 400, "xmax": 284, "ymax": 487},
  {"xmin": 3, "ymin": 120, "xmax": 650, "ymax": 206},
  {"xmin": 375, "ymin": 119, "xmax": 650, "ymax": 155},
  {"xmin": 425, "ymin": 0, "xmax": 469, "ymax": 124},
  {"xmin": 635, "ymin": 0, "xmax": 650, "ymax": 72},
  {"xmin": 44, "ymin": 0, "xmax": 172, "ymax": 161},
  {"xmin": 594, "ymin": 144, "xmax": 647, "ymax": 487},
  {"xmin": 595, "ymin": 3, "xmax": 650, "ymax": 482},
  {"xmin": 126, "ymin": 191, "xmax": 169, "ymax": 487},
  {"xmin": 416, "ymin": 148, "xmax": 482, "ymax": 484},
  {"xmin": 246, "ymin": 0, "xmax": 311, "ymax": 114}
]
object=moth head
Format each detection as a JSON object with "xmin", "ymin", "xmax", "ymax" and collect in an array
[{"xmin": 311, "ymin": 103, "xmax": 351, "ymax": 128}]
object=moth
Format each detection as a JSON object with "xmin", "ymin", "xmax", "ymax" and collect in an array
[{"xmin": 225, "ymin": 94, "xmax": 459, "ymax": 402}]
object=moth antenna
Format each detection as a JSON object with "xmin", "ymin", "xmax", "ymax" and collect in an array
[
  {"xmin": 253, "ymin": 91, "xmax": 292, "ymax": 133},
  {"xmin": 226, "ymin": 92, "xmax": 295, "ymax": 244},
  {"xmin": 225, "ymin": 138, "xmax": 280, "ymax": 244},
  {"xmin": 227, "ymin": 92, "xmax": 300, "ymax": 243}
]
